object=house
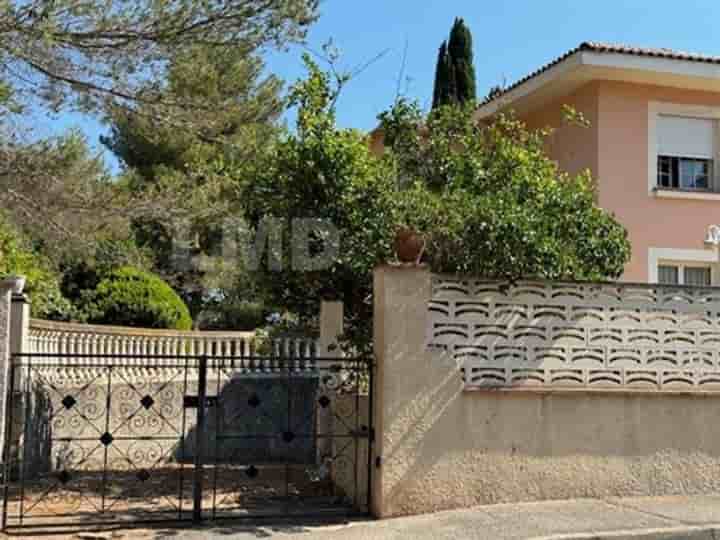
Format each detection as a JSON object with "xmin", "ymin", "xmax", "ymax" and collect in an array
[{"xmin": 475, "ymin": 42, "xmax": 720, "ymax": 286}]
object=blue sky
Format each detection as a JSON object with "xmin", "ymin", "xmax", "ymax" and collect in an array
[{"xmin": 45, "ymin": 0, "xmax": 720, "ymax": 173}]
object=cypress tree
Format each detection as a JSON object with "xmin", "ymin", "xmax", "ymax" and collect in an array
[
  {"xmin": 432, "ymin": 18, "xmax": 476, "ymax": 108},
  {"xmin": 447, "ymin": 18, "xmax": 476, "ymax": 104},
  {"xmin": 432, "ymin": 41, "xmax": 449, "ymax": 109}
]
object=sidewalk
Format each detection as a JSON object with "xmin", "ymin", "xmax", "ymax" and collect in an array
[
  {"xmin": 172, "ymin": 495, "xmax": 720, "ymax": 540},
  {"xmin": 11, "ymin": 495, "xmax": 720, "ymax": 539}
]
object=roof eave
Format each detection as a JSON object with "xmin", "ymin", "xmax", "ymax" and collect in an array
[{"xmin": 476, "ymin": 50, "xmax": 720, "ymax": 120}]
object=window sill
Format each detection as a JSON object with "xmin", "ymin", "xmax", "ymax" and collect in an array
[{"xmin": 653, "ymin": 189, "xmax": 720, "ymax": 201}]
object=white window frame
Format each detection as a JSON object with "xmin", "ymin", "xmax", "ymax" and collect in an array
[
  {"xmin": 648, "ymin": 102, "xmax": 720, "ymax": 197},
  {"xmin": 658, "ymin": 262, "xmax": 712, "ymax": 285},
  {"xmin": 648, "ymin": 247, "xmax": 717, "ymax": 284}
]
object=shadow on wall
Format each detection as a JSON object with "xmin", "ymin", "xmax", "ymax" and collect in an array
[
  {"xmin": 177, "ymin": 375, "xmax": 320, "ymax": 464},
  {"xmin": 374, "ymin": 268, "xmax": 720, "ymax": 517},
  {"xmin": 384, "ymin": 366, "xmax": 720, "ymax": 514}
]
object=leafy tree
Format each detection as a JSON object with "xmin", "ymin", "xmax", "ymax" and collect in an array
[
  {"xmin": 0, "ymin": 0, "xmax": 318, "ymax": 117},
  {"xmin": 0, "ymin": 132, "xmax": 119, "ymax": 246},
  {"xmin": 101, "ymin": 46, "xmax": 283, "ymax": 185},
  {"xmin": 101, "ymin": 45, "xmax": 285, "ymax": 323},
  {"xmin": 380, "ymin": 100, "xmax": 631, "ymax": 281},
  {"xmin": 0, "ymin": 215, "xmax": 73, "ymax": 319},
  {"xmin": 237, "ymin": 61, "xmax": 629, "ymax": 353},
  {"xmin": 240, "ymin": 55, "xmax": 398, "ymax": 352},
  {"xmin": 0, "ymin": 0, "xmax": 318, "ymax": 244},
  {"xmin": 432, "ymin": 18, "xmax": 476, "ymax": 108}
]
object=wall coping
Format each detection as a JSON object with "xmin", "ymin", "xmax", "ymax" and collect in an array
[{"xmin": 29, "ymin": 318, "xmax": 257, "ymax": 339}]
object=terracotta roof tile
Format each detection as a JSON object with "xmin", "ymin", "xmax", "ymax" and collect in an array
[{"xmin": 480, "ymin": 42, "xmax": 720, "ymax": 107}]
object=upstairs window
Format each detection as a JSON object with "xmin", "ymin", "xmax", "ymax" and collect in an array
[
  {"xmin": 656, "ymin": 115, "xmax": 715, "ymax": 191},
  {"xmin": 657, "ymin": 156, "xmax": 711, "ymax": 189},
  {"xmin": 658, "ymin": 263, "xmax": 711, "ymax": 286}
]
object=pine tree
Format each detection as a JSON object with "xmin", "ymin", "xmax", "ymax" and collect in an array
[{"xmin": 432, "ymin": 18, "xmax": 477, "ymax": 108}]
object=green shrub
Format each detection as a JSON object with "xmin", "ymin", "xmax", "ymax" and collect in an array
[{"xmin": 83, "ymin": 266, "xmax": 192, "ymax": 330}]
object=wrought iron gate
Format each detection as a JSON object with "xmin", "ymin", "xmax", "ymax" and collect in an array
[{"xmin": 1, "ymin": 353, "xmax": 373, "ymax": 530}]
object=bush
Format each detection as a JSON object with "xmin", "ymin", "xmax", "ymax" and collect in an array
[{"xmin": 83, "ymin": 266, "xmax": 192, "ymax": 330}]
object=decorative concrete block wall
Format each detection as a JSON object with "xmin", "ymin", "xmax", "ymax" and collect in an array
[
  {"xmin": 372, "ymin": 266, "xmax": 720, "ymax": 518},
  {"xmin": 428, "ymin": 277, "xmax": 720, "ymax": 392}
]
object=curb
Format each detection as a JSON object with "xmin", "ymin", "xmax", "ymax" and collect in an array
[{"xmin": 534, "ymin": 524, "xmax": 720, "ymax": 540}]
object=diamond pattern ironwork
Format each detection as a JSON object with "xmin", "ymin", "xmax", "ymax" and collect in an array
[
  {"xmin": 99, "ymin": 432, "xmax": 114, "ymax": 447},
  {"xmin": 7, "ymin": 351, "xmax": 373, "ymax": 526},
  {"xmin": 61, "ymin": 395, "xmax": 76, "ymax": 410},
  {"xmin": 140, "ymin": 395, "xmax": 155, "ymax": 410},
  {"xmin": 247, "ymin": 394, "xmax": 261, "ymax": 408}
]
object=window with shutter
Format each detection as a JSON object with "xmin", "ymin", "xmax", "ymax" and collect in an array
[{"xmin": 656, "ymin": 115, "xmax": 715, "ymax": 191}]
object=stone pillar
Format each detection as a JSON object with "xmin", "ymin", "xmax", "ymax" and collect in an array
[
  {"xmin": 10, "ymin": 294, "xmax": 30, "ymax": 356},
  {"xmin": 319, "ymin": 300, "xmax": 343, "ymax": 356},
  {"xmin": 371, "ymin": 265, "xmax": 431, "ymax": 518}
]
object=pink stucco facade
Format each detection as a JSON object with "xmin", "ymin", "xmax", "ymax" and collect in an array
[{"xmin": 522, "ymin": 81, "xmax": 720, "ymax": 283}]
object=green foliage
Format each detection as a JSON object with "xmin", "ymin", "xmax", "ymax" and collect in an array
[
  {"xmin": 380, "ymin": 101, "xmax": 631, "ymax": 281},
  {"xmin": 102, "ymin": 46, "xmax": 283, "ymax": 185},
  {"xmin": 447, "ymin": 17, "xmax": 477, "ymax": 105},
  {"xmin": 102, "ymin": 44, "xmax": 286, "ymax": 324},
  {"xmin": 82, "ymin": 267, "xmax": 192, "ymax": 330},
  {"xmin": 432, "ymin": 18, "xmax": 477, "ymax": 108},
  {"xmin": 0, "ymin": 0, "xmax": 318, "ymax": 118},
  {"xmin": 198, "ymin": 297, "xmax": 270, "ymax": 331},
  {"xmin": 0, "ymin": 216, "xmax": 73, "ymax": 319},
  {"xmin": 59, "ymin": 238, "xmax": 154, "ymax": 307},
  {"xmin": 432, "ymin": 41, "xmax": 451, "ymax": 109},
  {"xmin": 239, "ymin": 59, "xmax": 629, "ymax": 353},
  {"xmin": 240, "ymin": 55, "xmax": 398, "ymax": 353}
]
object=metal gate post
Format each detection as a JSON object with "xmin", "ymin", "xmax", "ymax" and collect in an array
[
  {"xmin": 192, "ymin": 356, "xmax": 208, "ymax": 523},
  {"xmin": 1, "ymin": 360, "xmax": 16, "ymax": 531}
]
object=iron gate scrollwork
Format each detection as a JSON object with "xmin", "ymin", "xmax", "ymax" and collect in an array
[{"xmin": 1, "ymin": 353, "xmax": 373, "ymax": 529}]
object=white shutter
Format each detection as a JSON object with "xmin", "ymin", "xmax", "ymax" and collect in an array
[{"xmin": 657, "ymin": 115, "xmax": 715, "ymax": 159}]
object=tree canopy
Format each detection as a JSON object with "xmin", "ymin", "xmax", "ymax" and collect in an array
[
  {"xmin": 233, "ymin": 60, "xmax": 630, "ymax": 352},
  {"xmin": 0, "ymin": 0, "xmax": 318, "ymax": 117},
  {"xmin": 0, "ymin": 0, "xmax": 318, "ymax": 247},
  {"xmin": 239, "ymin": 55, "xmax": 398, "ymax": 351},
  {"xmin": 0, "ymin": 0, "xmax": 319, "ymax": 327},
  {"xmin": 101, "ymin": 43, "xmax": 286, "ymax": 322},
  {"xmin": 380, "ymin": 101, "xmax": 630, "ymax": 280}
]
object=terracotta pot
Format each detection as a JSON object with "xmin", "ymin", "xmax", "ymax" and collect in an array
[{"xmin": 394, "ymin": 227, "xmax": 426, "ymax": 264}]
